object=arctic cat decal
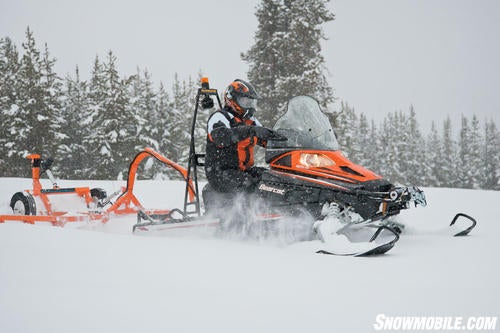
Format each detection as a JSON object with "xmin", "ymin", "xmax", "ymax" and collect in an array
[{"xmin": 258, "ymin": 183, "xmax": 286, "ymax": 195}]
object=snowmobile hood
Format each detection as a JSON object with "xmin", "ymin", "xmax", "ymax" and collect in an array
[
  {"xmin": 265, "ymin": 96, "xmax": 382, "ymax": 184},
  {"xmin": 268, "ymin": 149, "xmax": 383, "ymax": 185}
]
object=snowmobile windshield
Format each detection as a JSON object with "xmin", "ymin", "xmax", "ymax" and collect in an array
[{"xmin": 273, "ymin": 96, "xmax": 339, "ymax": 150}]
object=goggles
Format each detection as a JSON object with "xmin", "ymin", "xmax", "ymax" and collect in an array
[{"xmin": 237, "ymin": 96, "xmax": 258, "ymax": 109}]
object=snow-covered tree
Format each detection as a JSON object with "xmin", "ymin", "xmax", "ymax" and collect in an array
[
  {"xmin": 242, "ymin": 0, "xmax": 335, "ymax": 126},
  {"xmin": 425, "ymin": 121, "xmax": 442, "ymax": 187},
  {"xmin": 84, "ymin": 51, "xmax": 134, "ymax": 179},
  {"xmin": 129, "ymin": 68, "xmax": 159, "ymax": 151},
  {"xmin": 440, "ymin": 116, "xmax": 458, "ymax": 188},
  {"xmin": 5, "ymin": 28, "xmax": 60, "ymax": 176},
  {"xmin": 455, "ymin": 115, "xmax": 484, "ymax": 189},
  {"xmin": 40, "ymin": 43, "xmax": 64, "ymax": 169},
  {"xmin": 457, "ymin": 115, "xmax": 473, "ymax": 188},
  {"xmin": 153, "ymin": 81, "xmax": 176, "ymax": 179},
  {"xmin": 468, "ymin": 115, "xmax": 483, "ymax": 188},
  {"xmin": 374, "ymin": 108, "xmax": 425, "ymax": 185},
  {"xmin": 58, "ymin": 66, "xmax": 90, "ymax": 179},
  {"xmin": 482, "ymin": 119, "xmax": 499, "ymax": 189},
  {"xmin": 0, "ymin": 37, "xmax": 20, "ymax": 175},
  {"xmin": 83, "ymin": 56, "xmax": 106, "ymax": 178},
  {"xmin": 156, "ymin": 81, "xmax": 172, "ymax": 154},
  {"xmin": 377, "ymin": 112, "xmax": 402, "ymax": 183},
  {"xmin": 165, "ymin": 74, "xmax": 195, "ymax": 165},
  {"xmin": 335, "ymin": 101, "xmax": 358, "ymax": 160},
  {"xmin": 128, "ymin": 68, "xmax": 169, "ymax": 179},
  {"xmin": 365, "ymin": 119, "xmax": 381, "ymax": 174},
  {"xmin": 354, "ymin": 113, "xmax": 375, "ymax": 171},
  {"xmin": 404, "ymin": 105, "xmax": 426, "ymax": 185}
]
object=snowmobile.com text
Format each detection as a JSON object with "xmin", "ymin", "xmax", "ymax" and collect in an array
[{"xmin": 373, "ymin": 314, "xmax": 498, "ymax": 331}]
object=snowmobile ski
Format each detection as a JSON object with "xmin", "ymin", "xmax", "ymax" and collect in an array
[
  {"xmin": 449, "ymin": 213, "xmax": 477, "ymax": 237},
  {"xmin": 314, "ymin": 221, "xmax": 400, "ymax": 256}
]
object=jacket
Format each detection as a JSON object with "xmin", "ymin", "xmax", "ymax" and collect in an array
[{"xmin": 205, "ymin": 106, "xmax": 266, "ymax": 176}]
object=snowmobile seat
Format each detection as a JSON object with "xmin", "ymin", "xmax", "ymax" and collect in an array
[{"xmin": 202, "ymin": 183, "xmax": 237, "ymax": 214}]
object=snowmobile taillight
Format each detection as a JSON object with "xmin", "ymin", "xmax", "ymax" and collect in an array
[{"xmin": 298, "ymin": 153, "xmax": 335, "ymax": 169}]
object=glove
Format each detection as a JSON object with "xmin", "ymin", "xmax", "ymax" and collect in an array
[
  {"xmin": 253, "ymin": 127, "xmax": 287, "ymax": 141},
  {"xmin": 230, "ymin": 125, "xmax": 255, "ymax": 142}
]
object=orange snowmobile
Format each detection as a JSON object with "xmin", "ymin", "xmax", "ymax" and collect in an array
[
  {"xmin": 133, "ymin": 80, "xmax": 438, "ymax": 255},
  {"xmin": 134, "ymin": 79, "xmax": 476, "ymax": 255}
]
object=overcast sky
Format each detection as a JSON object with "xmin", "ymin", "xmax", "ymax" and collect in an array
[{"xmin": 1, "ymin": 0, "xmax": 499, "ymax": 132}]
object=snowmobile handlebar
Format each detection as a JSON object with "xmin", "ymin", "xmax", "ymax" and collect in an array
[{"xmin": 254, "ymin": 127, "xmax": 287, "ymax": 142}]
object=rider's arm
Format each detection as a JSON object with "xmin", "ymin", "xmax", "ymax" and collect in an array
[
  {"xmin": 207, "ymin": 112, "xmax": 254, "ymax": 147},
  {"xmin": 251, "ymin": 117, "xmax": 267, "ymax": 147}
]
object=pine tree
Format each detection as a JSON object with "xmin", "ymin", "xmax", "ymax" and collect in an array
[
  {"xmin": 157, "ymin": 81, "xmax": 172, "ymax": 154},
  {"xmin": 404, "ymin": 105, "xmax": 426, "ymax": 185},
  {"xmin": 40, "ymin": 43, "xmax": 63, "ymax": 170},
  {"xmin": 482, "ymin": 119, "xmax": 499, "ymax": 189},
  {"xmin": 365, "ymin": 119, "xmax": 381, "ymax": 174},
  {"xmin": 59, "ymin": 66, "xmax": 90, "ymax": 179},
  {"xmin": 129, "ymin": 68, "xmax": 159, "ymax": 151},
  {"xmin": 102, "ymin": 51, "xmax": 134, "ymax": 179},
  {"xmin": 166, "ymin": 74, "xmax": 194, "ymax": 166},
  {"xmin": 0, "ymin": 37, "xmax": 20, "ymax": 175},
  {"xmin": 242, "ymin": 0, "xmax": 335, "ymax": 126},
  {"xmin": 425, "ymin": 121, "xmax": 442, "ymax": 187},
  {"xmin": 128, "ymin": 68, "xmax": 169, "ymax": 179},
  {"xmin": 335, "ymin": 101, "xmax": 358, "ymax": 160},
  {"xmin": 84, "ymin": 52, "xmax": 134, "ymax": 179},
  {"xmin": 458, "ymin": 115, "xmax": 473, "ymax": 188},
  {"xmin": 0, "ymin": 38, "xmax": 17, "ymax": 110},
  {"xmin": 156, "ymin": 81, "xmax": 175, "ymax": 179},
  {"xmin": 6, "ymin": 27, "xmax": 56, "ymax": 176},
  {"xmin": 378, "ymin": 112, "xmax": 402, "ymax": 183},
  {"xmin": 355, "ymin": 112, "xmax": 371, "ymax": 168},
  {"xmin": 84, "ymin": 56, "xmax": 106, "ymax": 178},
  {"xmin": 468, "ymin": 115, "xmax": 483, "ymax": 188},
  {"xmin": 440, "ymin": 116, "xmax": 458, "ymax": 188}
]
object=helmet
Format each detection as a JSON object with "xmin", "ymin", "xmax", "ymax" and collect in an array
[{"xmin": 224, "ymin": 79, "xmax": 259, "ymax": 119}]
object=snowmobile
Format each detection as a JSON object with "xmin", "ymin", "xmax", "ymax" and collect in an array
[{"xmin": 132, "ymin": 78, "xmax": 476, "ymax": 256}]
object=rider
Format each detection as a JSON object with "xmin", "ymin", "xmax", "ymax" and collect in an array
[{"xmin": 205, "ymin": 79, "xmax": 277, "ymax": 193}]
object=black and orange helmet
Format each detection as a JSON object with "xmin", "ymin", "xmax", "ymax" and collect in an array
[{"xmin": 224, "ymin": 79, "xmax": 260, "ymax": 119}]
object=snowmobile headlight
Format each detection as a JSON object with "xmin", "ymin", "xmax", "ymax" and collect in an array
[
  {"xmin": 389, "ymin": 190, "xmax": 399, "ymax": 201},
  {"xmin": 298, "ymin": 153, "xmax": 335, "ymax": 168}
]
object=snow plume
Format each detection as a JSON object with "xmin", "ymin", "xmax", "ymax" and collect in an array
[{"xmin": 209, "ymin": 192, "xmax": 316, "ymax": 246}]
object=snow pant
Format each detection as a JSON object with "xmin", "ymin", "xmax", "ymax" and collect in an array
[{"xmin": 206, "ymin": 166, "xmax": 265, "ymax": 193}]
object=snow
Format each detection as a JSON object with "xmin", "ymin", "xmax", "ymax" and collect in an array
[{"xmin": 0, "ymin": 178, "xmax": 499, "ymax": 332}]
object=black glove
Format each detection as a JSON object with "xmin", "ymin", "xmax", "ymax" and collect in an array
[
  {"xmin": 230, "ymin": 125, "xmax": 255, "ymax": 142},
  {"xmin": 253, "ymin": 127, "xmax": 287, "ymax": 141}
]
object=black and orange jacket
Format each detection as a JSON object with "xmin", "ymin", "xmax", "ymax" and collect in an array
[{"xmin": 205, "ymin": 106, "xmax": 266, "ymax": 175}]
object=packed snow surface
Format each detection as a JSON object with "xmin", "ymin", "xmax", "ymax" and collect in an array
[{"xmin": 0, "ymin": 177, "xmax": 499, "ymax": 332}]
